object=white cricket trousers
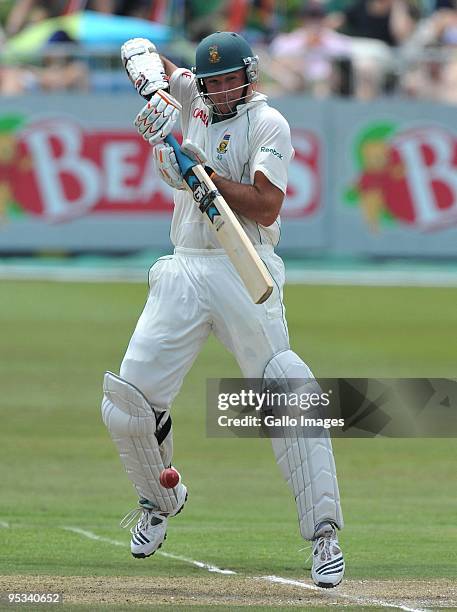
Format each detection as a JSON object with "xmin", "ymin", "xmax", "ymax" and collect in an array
[{"xmin": 120, "ymin": 245, "xmax": 290, "ymax": 410}]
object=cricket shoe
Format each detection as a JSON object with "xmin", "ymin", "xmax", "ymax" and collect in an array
[
  {"xmin": 311, "ymin": 522, "xmax": 345, "ymax": 588},
  {"xmin": 121, "ymin": 485, "xmax": 187, "ymax": 558}
]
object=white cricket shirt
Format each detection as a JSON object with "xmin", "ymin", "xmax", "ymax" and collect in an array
[{"xmin": 169, "ymin": 68, "xmax": 294, "ymax": 249}]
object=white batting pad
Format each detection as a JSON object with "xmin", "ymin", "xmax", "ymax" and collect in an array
[
  {"xmin": 101, "ymin": 371, "xmax": 185, "ymax": 515},
  {"xmin": 264, "ymin": 350, "xmax": 343, "ymax": 539}
]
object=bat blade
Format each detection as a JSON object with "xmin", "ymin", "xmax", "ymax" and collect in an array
[
  {"xmin": 165, "ymin": 134, "xmax": 273, "ymax": 304},
  {"xmin": 191, "ymin": 164, "xmax": 273, "ymax": 304}
]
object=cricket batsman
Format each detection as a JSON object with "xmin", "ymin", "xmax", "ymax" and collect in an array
[{"xmin": 101, "ymin": 31, "xmax": 345, "ymax": 588}]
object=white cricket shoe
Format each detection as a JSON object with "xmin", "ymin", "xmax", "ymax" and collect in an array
[
  {"xmin": 121, "ymin": 485, "xmax": 187, "ymax": 558},
  {"xmin": 311, "ymin": 522, "xmax": 345, "ymax": 588},
  {"xmin": 128, "ymin": 508, "xmax": 168, "ymax": 558}
]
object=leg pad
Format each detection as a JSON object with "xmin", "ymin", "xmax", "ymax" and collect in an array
[{"xmin": 101, "ymin": 371, "xmax": 185, "ymax": 515}]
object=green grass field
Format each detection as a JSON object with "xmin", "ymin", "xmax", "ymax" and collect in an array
[{"xmin": 0, "ymin": 280, "xmax": 456, "ymax": 609}]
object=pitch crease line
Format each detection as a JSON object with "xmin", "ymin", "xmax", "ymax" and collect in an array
[
  {"xmin": 62, "ymin": 527, "xmax": 234, "ymax": 574},
  {"xmin": 63, "ymin": 527, "xmax": 125, "ymax": 548},
  {"xmin": 63, "ymin": 527, "xmax": 429, "ymax": 612},
  {"xmin": 158, "ymin": 551, "xmax": 236, "ymax": 574},
  {"xmin": 262, "ymin": 575, "xmax": 428, "ymax": 612},
  {"xmin": 0, "ymin": 521, "xmax": 9, "ymax": 528}
]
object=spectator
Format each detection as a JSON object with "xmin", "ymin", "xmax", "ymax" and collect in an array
[
  {"xmin": 4, "ymin": 0, "xmax": 118, "ymax": 37},
  {"xmin": 0, "ymin": 60, "xmax": 89, "ymax": 95},
  {"xmin": 185, "ymin": 0, "xmax": 226, "ymax": 41},
  {"xmin": 0, "ymin": 26, "xmax": 89, "ymax": 95},
  {"xmin": 232, "ymin": 0, "xmax": 279, "ymax": 44},
  {"xmin": 269, "ymin": 2, "xmax": 353, "ymax": 96},
  {"xmin": 401, "ymin": 5, "xmax": 457, "ymax": 104},
  {"xmin": 326, "ymin": 0, "xmax": 420, "ymax": 98},
  {"xmin": 5, "ymin": 1, "xmax": 64, "ymax": 36},
  {"xmin": 329, "ymin": 0, "xmax": 419, "ymax": 46},
  {"xmin": 110, "ymin": 1, "xmax": 159, "ymax": 19}
]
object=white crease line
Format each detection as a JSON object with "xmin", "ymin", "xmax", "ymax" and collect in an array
[
  {"xmin": 263, "ymin": 575, "xmax": 429, "ymax": 612},
  {"xmin": 63, "ymin": 527, "xmax": 234, "ymax": 575},
  {"xmin": 158, "ymin": 551, "xmax": 236, "ymax": 575},
  {"xmin": 63, "ymin": 527, "xmax": 125, "ymax": 548},
  {"xmin": 0, "ymin": 521, "xmax": 9, "ymax": 528},
  {"xmin": 63, "ymin": 527, "xmax": 429, "ymax": 612}
]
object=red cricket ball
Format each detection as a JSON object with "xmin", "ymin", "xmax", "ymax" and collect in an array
[{"xmin": 159, "ymin": 467, "xmax": 180, "ymax": 489}]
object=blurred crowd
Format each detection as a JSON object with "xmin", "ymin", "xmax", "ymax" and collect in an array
[{"xmin": 0, "ymin": 0, "xmax": 457, "ymax": 104}]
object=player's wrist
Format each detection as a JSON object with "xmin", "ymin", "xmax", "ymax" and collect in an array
[
  {"xmin": 145, "ymin": 84, "xmax": 169, "ymax": 98},
  {"xmin": 204, "ymin": 165, "xmax": 216, "ymax": 179},
  {"xmin": 137, "ymin": 77, "xmax": 169, "ymax": 101}
]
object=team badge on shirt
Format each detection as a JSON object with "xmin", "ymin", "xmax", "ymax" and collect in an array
[
  {"xmin": 209, "ymin": 46, "xmax": 220, "ymax": 63},
  {"xmin": 217, "ymin": 133, "xmax": 231, "ymax": 154}
]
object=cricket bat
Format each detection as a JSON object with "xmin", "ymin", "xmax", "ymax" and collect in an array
[{"xmin": 164, "ymin": 134, "xmax": 273, "ymax": 305}]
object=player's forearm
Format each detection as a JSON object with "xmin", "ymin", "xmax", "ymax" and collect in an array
[
  {"xmin": 160, "ymin": 55, "xmax": 179, "ymax": 79},
  {"xmin": 212, "ymin": 174, "xmax": 282, "ymax": 227}
]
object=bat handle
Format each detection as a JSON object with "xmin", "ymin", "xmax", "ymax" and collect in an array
[{"xmin": 165, "ymin": 134, "xmax": 196, "ymax": 176}]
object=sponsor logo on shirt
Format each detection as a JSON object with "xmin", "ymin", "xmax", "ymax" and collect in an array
[
  {"xmin": 260, "ymin": 146, "xmax": 283, "ymax": 160},
  {"xmin": 217, "ymin": 133, "xmax": 231, "ymax": 154},
  {"xmin": 193, "ymin": 108, "xmax": 209, "ymax": 127}
]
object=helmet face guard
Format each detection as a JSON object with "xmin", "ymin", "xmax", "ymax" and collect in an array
[{"xmin": 192, "ymin": 32, "xmax": 259, "ymax": 117}]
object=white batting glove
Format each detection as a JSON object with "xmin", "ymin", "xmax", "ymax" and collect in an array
[
  {"xmin": 135, "ymin": 90, "xmax": 182, "ymax": 146},
  {"xmin": 153, "ymin": 143, "xmax": 186, "ymax": 190},
  {"xmin": 153, "ymin": 140, "xmax": 209, "ymax": 190},
  {"xmin": 121, "ymin": 37, "xmax": 168, "ymax": 98},
  {"xmin": 181, "ymin": 139, "xmax": 207, "ymax": 165}
]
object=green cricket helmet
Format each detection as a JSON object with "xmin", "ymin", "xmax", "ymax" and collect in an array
[{"xmin": 193, "ymin": 31, "xmax": 259, "ymax": 84}]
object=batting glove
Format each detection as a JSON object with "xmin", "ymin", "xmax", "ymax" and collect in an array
[
  {"xmin": 135, "ymin": 90, "xmax": 182, "ymax": 146},
  {"xmin": 153, "ymin": 143, "xmax": 186, "ymax": 190},
  {"xmin": 153, "ymin": 140, "xmax": 213, "ymax": 191},
  {"xmin": 121, "ymin": 37, "xmax": 168, "ymax": 98},
  {"xmin": 181, "ymin": 140, "xmax": 208, "ymax": 165}
]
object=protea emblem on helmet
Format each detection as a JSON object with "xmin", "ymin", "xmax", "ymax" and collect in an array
[{"xmin": 208, "ymin": 46, "xmax": 220, "ymax": 63}]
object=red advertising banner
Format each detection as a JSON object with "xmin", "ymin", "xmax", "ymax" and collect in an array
[{"xmin": 0, "ymin": 114, "xmax": 321, "ymax": 224}]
